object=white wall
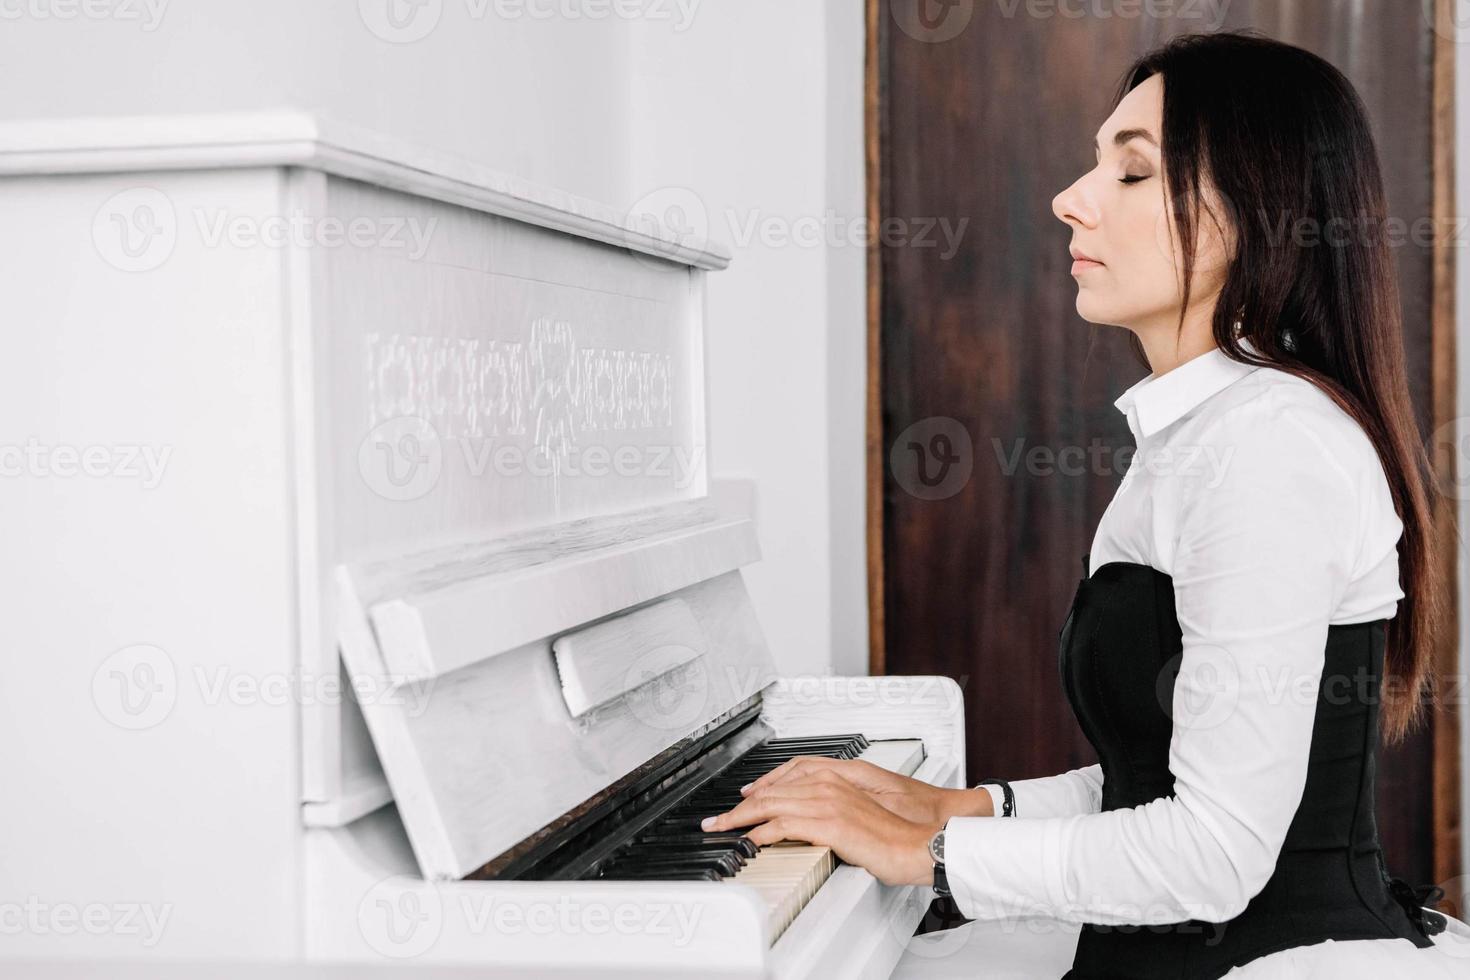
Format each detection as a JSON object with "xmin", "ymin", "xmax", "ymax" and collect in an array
[
  {"xmin": 627, "ymin": 2, "xmax": 870, "ymax": 678},
  {"xmin": 0, "ymin": 0, "xmax": 870, "ymax": 678},
  {"xmin": 0, "ymin": 0, "xmax": 633, "ymax": 204}
]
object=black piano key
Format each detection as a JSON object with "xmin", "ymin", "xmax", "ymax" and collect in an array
[
  {"xmin": 634, "ymin": 833, "xmax": 758, "ymax": 858},
  {"xmin": 754, "ymin": 736, "xmax": 867, "ymax": 752},
  {"xmin": 734, "ymin": 747, "xmax": 857, "ymax": 763},
  {"xmin": 618, "ymin": 841, "xmax": 747, "ymax": 859},
  {"xmin": 550, "ymin": 731, "xmax": 879, "ymax": 884},
  {"xmin": 604, "ymin": 852, "xmax": 744, "ymax": 877},
  {"xmin": 766, "ymin": 733, "xmax": 870, "ymax": 749},
  {"xmin": 617, "ymin": 850, "xmax": 746, "ymax": 873},
  {"xmin": 694, "ymin": 780, "xmax": 758, "ymax": 794},
  {"xmin": 736, "ymin": 752, "xmax": 841, "ymax": 762},
  {"xmin": 598, "ymin": 867, "xmax": 723, "ymax": 881},
  {"xmin": 650, "ymin": 812, "xmax": 720, "ymax": 832},
  {"xmin": 679, "ymin": 799, "xmax": 739, "ymax": 812}
]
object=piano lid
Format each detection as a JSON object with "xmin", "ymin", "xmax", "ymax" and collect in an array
[{"xmin": 336, "ymin": 498, "xmax": 779, "ymax": 881}]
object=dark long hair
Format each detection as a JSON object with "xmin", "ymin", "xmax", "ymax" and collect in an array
[{"xmin": 1113, "ymin": 30, "xmax": 1446, "ymax": 746}]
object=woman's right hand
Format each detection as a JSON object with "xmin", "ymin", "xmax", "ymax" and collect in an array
[{"xmin": 738, "ymin": 755, "xmax": 996, "ymax": 826}]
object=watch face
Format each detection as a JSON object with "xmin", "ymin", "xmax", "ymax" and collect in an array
[{"xmin": 928, "ymin": 829, "xmax": 945, "ymax": 864}]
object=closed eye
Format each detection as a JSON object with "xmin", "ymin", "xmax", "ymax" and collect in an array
[{"xmin": 1119, "ymin": 174, "xmax": 1150, "ymax": 185}]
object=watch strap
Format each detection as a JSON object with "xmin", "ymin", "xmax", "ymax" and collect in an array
[{"xmin": 932, "ymin": 861, "xmax": 951, "ymax": 898}]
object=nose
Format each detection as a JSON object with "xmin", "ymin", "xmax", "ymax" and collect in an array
[{"xmin": 1052, "ymin": 175, "xmax": 1098, "ymax": 230}]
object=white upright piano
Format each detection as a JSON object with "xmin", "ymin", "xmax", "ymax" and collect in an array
[{"xmin": 0, "ymin": 112, "xmax": 966, "ymax": 979}]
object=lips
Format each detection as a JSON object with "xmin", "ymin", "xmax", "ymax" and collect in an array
[{"xmin": 1069, "ymin": 246, "xmax": 1104, "ymax": 276}]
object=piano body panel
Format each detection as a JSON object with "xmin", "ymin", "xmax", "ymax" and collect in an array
[
  {"xmin": 769, "ymin": 867, "xmax": 931, "ymax": 980},
  {"xmin": 304, "ymin": 806, "xmax": 770, "ymax": 976},
  {"xmin": 293, "ymin": 163, "xmax": 722, "ymax": 820},
  {"xmin": 0, "ymin": 163, "xmax": 311, "ymax": 959}
]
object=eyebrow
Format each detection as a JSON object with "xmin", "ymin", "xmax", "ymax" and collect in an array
[{"xmin": 1094, "ymin": 127, "xmax": 1158, "ymax": 154}]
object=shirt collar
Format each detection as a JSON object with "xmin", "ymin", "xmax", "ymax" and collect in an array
[{"xmin": 1114, "ymin": 336, "xmax": 1263, "ymax": 440}]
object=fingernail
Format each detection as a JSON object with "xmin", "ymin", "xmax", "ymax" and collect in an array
[
  {"xmin": 701, "ymin": 817, "xmax": 715, "ymax": 831},
  {"xmin": 740, "ymin": 783, "xmax": 753, "ymax": 794}
]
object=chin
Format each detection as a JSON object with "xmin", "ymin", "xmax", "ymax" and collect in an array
[{"xmin": 1073, "ymin": 293, "xmax": 1114, "ymax": 325}]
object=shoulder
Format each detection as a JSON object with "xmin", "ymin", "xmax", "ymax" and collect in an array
[
  {"xmin": 1162, "ymin": 365, "xmax": 1399, "ymax": 610},
  {"xmin": 1184, "ymin": 365, "xmax": 1380, "ymax": 494}
]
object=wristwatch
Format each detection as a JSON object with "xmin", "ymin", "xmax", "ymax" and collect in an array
[{"xmin": 928, "ymin": 826, "xmax": 950, "ymax": 897}]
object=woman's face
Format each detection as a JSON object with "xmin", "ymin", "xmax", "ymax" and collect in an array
[{"xmin": 1051, "ymin": 73, "xmax": 1232, "ymax": 332}]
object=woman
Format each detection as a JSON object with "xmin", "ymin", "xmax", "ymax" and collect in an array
[{"xmin": 702, "ymin": 30, "xmax": 1470, "ymax": 978}]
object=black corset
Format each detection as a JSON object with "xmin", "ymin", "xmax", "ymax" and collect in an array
[{"xmin": 1057, "ymin": 553, "xmax": 1445, "ymax": 979}]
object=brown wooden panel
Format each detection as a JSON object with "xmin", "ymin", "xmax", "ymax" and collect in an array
[{"xmin": 869, "ymin": 1, "xmax": 1457, "ymax": 888}]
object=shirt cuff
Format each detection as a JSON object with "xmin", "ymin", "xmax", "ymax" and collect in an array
[
  {"xmin": 979, "ymin": 782, "xmax": 1007, "ymax": 817},
  {"xmin": 942, "ymin": 814, "xmax": 1072, "ymax": 922}
]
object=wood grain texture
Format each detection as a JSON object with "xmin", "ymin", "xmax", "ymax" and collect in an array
[
  {"xmin": 1430, "ymin": 0, "xmax": 1462, "ymax": 894},
  {"xmin": 869, "ymin": 1, "xmax": 1457, "ymax": 886},
  {"xmin": 866, "ymin": 0, "xmax": 889, "ymax": 676}
]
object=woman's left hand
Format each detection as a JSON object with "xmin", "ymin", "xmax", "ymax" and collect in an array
[{"xmin": 700, "ymin": 767, "xmax": 939, "ymax": 887}]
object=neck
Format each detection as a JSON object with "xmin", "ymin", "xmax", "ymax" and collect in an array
[{"xmin": 1129, "ymin": 303, "xmax": 1220, "ymax": 376}]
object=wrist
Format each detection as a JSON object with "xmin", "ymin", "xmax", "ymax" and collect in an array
[
  {"xmin": 938, "ymin": 786, "xmax": 994, "ymax": 820},
  {"xmin": 879, "ymin": 814, "xmax": 943, "ymax": 888},
  {"xmin": 929, "ymin": 824, "xmax": 951, "ymax": 897}
]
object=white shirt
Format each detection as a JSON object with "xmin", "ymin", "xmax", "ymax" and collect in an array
[{"xmin": 948, "ymin": 337, "xmax": 1406, "ymax": 926}]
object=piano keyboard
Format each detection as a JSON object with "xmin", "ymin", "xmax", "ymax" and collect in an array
[{"xmin": 595, "ymin": 734, "xmax": 926, "ymax": 939}]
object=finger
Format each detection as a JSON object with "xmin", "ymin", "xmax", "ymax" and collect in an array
[
  {"xmin": 702, "ymin": 790, "xmax": 819, "ymax": 832},
  {"xmin": 702, "ymin": 793, "xmax": 791, "ymax": 831},
  {"xmin": 742, "ymin": 756, "xmax": 839, "ymax": 796},
  {"xmin": 743, "ymin": 816, "xmax": 827, "ymax": 848},
  {"xmin": 742, "ymin": 819, "xmax": 787, "ymax": 847},
  {"xmin": 740, "ymin": 757, "xmax": 804, "ymax": 795},
  {"xmin": 752, "ymin": 758, "xmax": 877, "ymax": 798}
]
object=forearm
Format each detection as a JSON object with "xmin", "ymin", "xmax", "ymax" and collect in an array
[
  {"xmin": 1003, "ymin": 764, "xmax": 1104, "ymax": 818},
  {"xmin": 932, "ymin": 764, "xmax": 1106, "ymax": 825},
  {"xmin": 937, "ymin": 785, "xmax": 995, "ymax": 821}
]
